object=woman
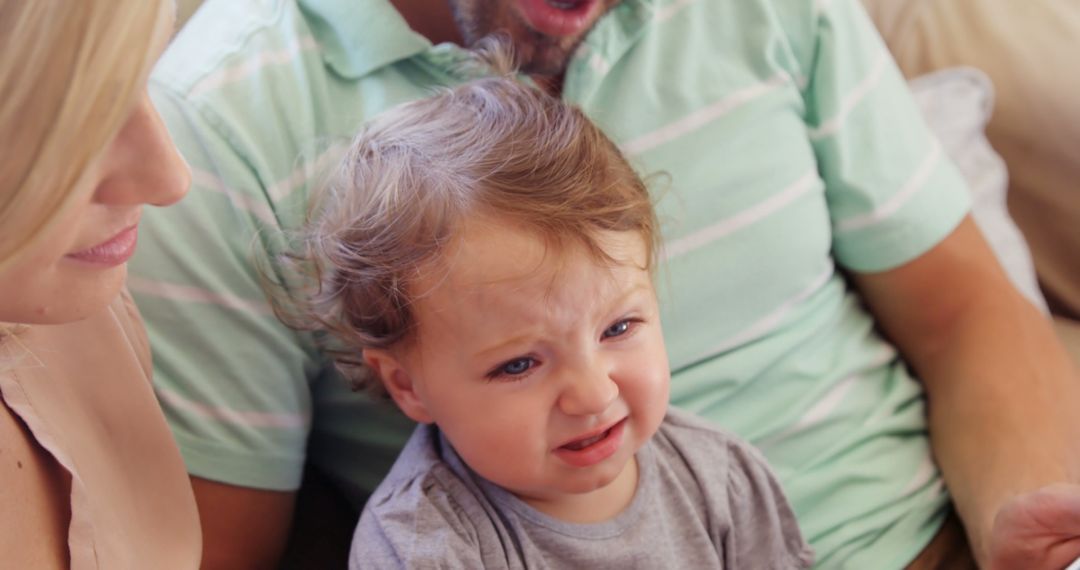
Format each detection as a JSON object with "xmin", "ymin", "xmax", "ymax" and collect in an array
[{"xmin": 0, "ymin": 1, "xmax": 201, "ymax": 568}]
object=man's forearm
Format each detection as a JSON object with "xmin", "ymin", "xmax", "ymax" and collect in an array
[
  {"xmin": 851, "ymin": 218, "xmax": 1080, "ymax": 566},
  {"xmin": 912, "ymin": 293, "xmax": 1080, "ymax": 564},
  {"xmin": 191, "ymin": 476, "xmax": 297, "ymax": 570}
]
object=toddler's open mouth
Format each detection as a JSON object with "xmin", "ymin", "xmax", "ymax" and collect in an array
[
  {"xmin": 561, "ymin": 422, "xmax": 618, "ymax": 451},
  {"xmin": 555, "ymin": 418, "xmax": 628, "ymax": 467}
]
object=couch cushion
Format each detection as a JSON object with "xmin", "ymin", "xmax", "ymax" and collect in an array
[
  {"xmin": 1053, "ymin": 317, "xmax": 1080, "ymax": 367},
  {"xmin": 907, "ymin": 67, "xmax": 1046, "ymax": 312}
]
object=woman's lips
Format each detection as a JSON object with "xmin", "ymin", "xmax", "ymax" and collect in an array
[
  {"xmin": 554, "ymin": 417, "xmax": 627, "ymax": 468},
  {"xmin": 517, "ymin": 0, "xmax": 603, "ymax": 38},
  {"xmin": 66, "ymin": 225, "xmax": 139, "ymax": 267}
]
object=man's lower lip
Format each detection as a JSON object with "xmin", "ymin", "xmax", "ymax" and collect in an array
[
  {"xmin": 554, "ymin": 418, "xmax": 626, "ymax": 468},
  {"xmin": 517, "ymin": 0, "xmax": 602, "ymax": 38},
  {"xmin": 66, "ymin": 226, "xmax": 139, "ymax": 267}
]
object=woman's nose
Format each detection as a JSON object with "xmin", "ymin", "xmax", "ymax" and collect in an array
[{"xmin": 92, "ymin": 93, "xmax": 190, "ymax": 208}]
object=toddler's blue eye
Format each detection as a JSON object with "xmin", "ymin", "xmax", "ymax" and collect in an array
[
  {"xmin": 603, "ymin": 320, "xmax": 630, "ymax": 339},
  {"xmin": 501, "ymin": 358, "xmax": 533, "ymax": 376}
]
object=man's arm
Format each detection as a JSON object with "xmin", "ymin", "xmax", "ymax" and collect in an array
[
  {"xmin": 191, "ymin": 477, "xmax": 297, "ymax": 570},
  {"xmin": 131, "ymin": 76, "xmax": 319, "ymax": 567},
  {"xmin": 852, "ymin": 216, "xmax": 1080, "ymax": 565}
]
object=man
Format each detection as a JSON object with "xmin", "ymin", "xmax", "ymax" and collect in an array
[{"xmin": 133, "ymin": 0, "xmax": 1080, "ymax": 567}]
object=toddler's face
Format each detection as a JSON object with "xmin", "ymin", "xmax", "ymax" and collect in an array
[{"xmin": 373, "ymin": 217, "xmax": 669, "ymax": 513}]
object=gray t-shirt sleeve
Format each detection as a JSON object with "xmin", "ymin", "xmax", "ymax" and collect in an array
[
  {"xmin": 350, "ymin": 473, "xmax": 485, "ymax": 570},
  {"xmin": 350, "ymin": 426, "xmax": 492, "ymax": 569},
  {"xmin": 721, "ymin": 438, "xmax": 815, "ymax": 569}
]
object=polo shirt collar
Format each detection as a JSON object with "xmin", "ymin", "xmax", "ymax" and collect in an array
[{"xmin": 298, "ymin": 0, "xmax": 432, "ymax": 79}]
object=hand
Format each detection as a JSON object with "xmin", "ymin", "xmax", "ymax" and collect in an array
[{"xmin": 988, "ymin": 484, "xmax": 1080, "ymax": 570}]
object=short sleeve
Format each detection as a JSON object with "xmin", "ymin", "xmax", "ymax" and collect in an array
[
  {"xmin": 723, "ymin": 441, "xmax": 815, "ymax": 569},
  {"xmin": 804, "ymin": 0, "xmax": 970, "ymax": 272},
  {"xmin": 350, "ymin": 478, "xmax": 485, "ymax": 570},
  {"xmin": 127, "ymin": 80, "xmax": 320, "ymax": 491}
]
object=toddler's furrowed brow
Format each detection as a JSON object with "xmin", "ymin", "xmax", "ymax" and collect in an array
[
  {"xmin": 471, "ymin": 281, "xmax": 653, "ymax": 357},
  {"xmin": 474, "ymin": 332, "xmax": 539, "ymax": 363}
]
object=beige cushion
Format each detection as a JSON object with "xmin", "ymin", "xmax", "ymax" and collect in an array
[
  {"xmin": 1053, "ymin": 316, "xmax": 1080, "ymax": 368},
  {"xmin": 177, "ymin": 0, "xmax": 204, "ymax": 29},
  {"xmin": 908, "ymin": 68, "xmax": 1046, "ymax": 312},
  {"xmin": 862, "ymin": 0, "xmax": 1080, "ymax": 321}
]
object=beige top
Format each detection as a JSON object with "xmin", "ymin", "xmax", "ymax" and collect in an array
[{"xmin": 0, "ymin": 291, "xmax": 201, "ymax": 569}]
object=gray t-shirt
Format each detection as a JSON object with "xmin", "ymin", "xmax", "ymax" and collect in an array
[{"xmin": 350, "ymin": 409, "xmax": 813, "ymax": 569}]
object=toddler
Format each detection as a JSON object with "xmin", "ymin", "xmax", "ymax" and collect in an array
[{"xmin": 289, "ymin": 59, "xmax": 814, "ymax": 569}]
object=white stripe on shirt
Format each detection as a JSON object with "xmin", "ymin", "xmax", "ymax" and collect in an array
[
  {"xmin": 809, "ymin": 51, "xmax": 889, "ymax": 140},
  {"xmin": 190, "ymin": 167, "xmax": 278, "ymax": 225},
  {"xmin": 663, "ymin": 169, "xmax": 820, "ymax": 260},
  {"xmin": 758, "ymin": 373, "xmax": 860, "ymax": 448},
  {"xmin": 589, "ymin": 51, "xmax": 611, "ymax": 75},
  {"xmin": 266, "ymin": 145, "xmax": 344, "ymax": 203},
  {"xmin": 655, "ymin": 0, "xmax": 700, "ymax": 23},
  {"xmin": 621, "ymin": 73, "xmax": 791, "ymax": 156},
  {"xmin": 761, "ymin": 345, "xmax": 896, "ymax": 445},
  {"xmin": 814, "ymin": 0, "xmax": 836, "ymax": 18},
  {"xmin": 698, "ymin": 262, "xmax": 835, "ymax": 360},
  {"xmin": 189, "ymin": 36, "xmax": 319, "ymax": 99},
  {"xmin": 156, "ymin": 386, "xmax": 308, "ymax": 429},
  {"xmin": 834, "ymin": 141, "xmax": 942, "ymax": 233},
  {"xmin": 127, "ymin": 276, "xmax": 276, "ymax": 316},
  {"xmin": 901, "ymin": 454, "xmax": 942, "ymax": 496}
]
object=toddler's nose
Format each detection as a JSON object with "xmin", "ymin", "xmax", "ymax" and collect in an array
[{"xmin": 557, "ymin": 366, "xmax": 619, "ymax": 417}]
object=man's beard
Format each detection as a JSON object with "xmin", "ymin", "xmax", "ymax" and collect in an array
[
  {"xmin": 514, "ymin": 28, "xmax": 588, "ymax": 76},
  {"xmin": 447, "ymin": 0, "xmax": 591, "ymax": 76}
]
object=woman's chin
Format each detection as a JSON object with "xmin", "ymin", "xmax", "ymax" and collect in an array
[{"xmin": 0, "ymin": 265, "xmax": 127, "ymax": 325}]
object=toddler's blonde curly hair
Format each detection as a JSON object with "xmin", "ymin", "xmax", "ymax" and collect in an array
[{"xmin": 280, "ymin": 43, "xmax": 658, "ymax": 395}]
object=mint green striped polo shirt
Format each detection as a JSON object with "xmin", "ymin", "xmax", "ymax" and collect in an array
[{"xmin": 132, "ymin": 0, "xmax": 971, "ymax": 566}]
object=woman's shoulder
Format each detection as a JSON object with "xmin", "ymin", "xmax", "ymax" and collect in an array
[
  {"xmin": 1, "ymin": 296, "xmax": 202, "ymax": 568},
  {"xmin": 0, "ymin": 396, "xmax": 69, "ymax": 569}
]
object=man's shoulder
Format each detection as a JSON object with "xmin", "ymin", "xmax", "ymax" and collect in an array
[
  {"xmin": 155, "ymin": 0, "xmax": 317, "ymax": 98},
  {"xmin": 150, "ymin": 0, "xmax": 433, "ymax": 193},
  {"xmin": 149, "ymin": 1, "xmax": 350, "ymax": 204}
]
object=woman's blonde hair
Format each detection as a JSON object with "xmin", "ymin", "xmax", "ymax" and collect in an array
[
  {"xmin": 0, "ymin": 0, "xmax": 172, "ymax": 269},
  {"xmin": 281, "ymin": 47, "xmax": 659, "ymax": 394}
]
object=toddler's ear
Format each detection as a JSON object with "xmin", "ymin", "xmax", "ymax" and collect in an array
[{"xmin": 363, "ymin": 348, "xmax": 434, "ymax": 424}]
